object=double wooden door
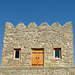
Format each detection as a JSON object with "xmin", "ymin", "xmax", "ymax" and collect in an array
[{"xmin": 32, "ymin": 49, "xmax": 44, "ymax": 67}]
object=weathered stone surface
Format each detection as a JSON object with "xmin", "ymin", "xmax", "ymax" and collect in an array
[
  {"xmin": 39, "ymin": 22, "xmax": 50, "ymax": 30},
  {"xmin": 16, "ymin": 22, "xmax": 26, "ymax": 28},
  {"xmin": 51, "ymin": 22, "xmax": 61, "ymax": 27},
  {"xmin": 0, "ymin": 67, "xmax": 75, "ymax": 75},
  {"xmin": 27, "ymin": 22, "xmax": 37, "ymax": 28}
]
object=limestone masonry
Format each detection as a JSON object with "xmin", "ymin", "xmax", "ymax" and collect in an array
[{"xmin": 0, "ymin": 22, "xmax": 75, "ymax": 75}]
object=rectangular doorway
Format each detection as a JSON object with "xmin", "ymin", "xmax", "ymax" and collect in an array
[{"xmin": 32, "ymin": 48, "xmax": 44, "ymax": 67}]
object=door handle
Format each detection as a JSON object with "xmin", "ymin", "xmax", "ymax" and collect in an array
[{"xmin": 35, "ymin": 57, "xmax": 39, "ymax": 59}]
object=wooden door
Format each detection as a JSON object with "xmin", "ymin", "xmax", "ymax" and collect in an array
[{"xmin": 32, "ymin": 49, "xmax": 44, "ymax": 67}]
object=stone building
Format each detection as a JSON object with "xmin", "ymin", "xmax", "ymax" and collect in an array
[{"xmin": 0, "ymin": 22, "xmax": 75, "ymax": 75}]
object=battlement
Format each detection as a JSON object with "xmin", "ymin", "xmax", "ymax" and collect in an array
[
  {"xmin": 5, "ymin": 21, "xmax": 72, "ymax": 28},
  {"xmin": 5, "ymin": 22, "xmax": 73, "ymax": 34}
]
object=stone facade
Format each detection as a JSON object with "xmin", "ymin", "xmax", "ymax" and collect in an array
[
  {"xmin": 0, "ymin": 67, "xmax": 75, "ymax": 75},
  {"xmin": 0, "ymin": 22, "xmax": 75, "ymax": 75}
]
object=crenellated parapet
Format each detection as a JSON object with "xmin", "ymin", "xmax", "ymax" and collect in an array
[{"xmin": 5, "ymin": 21, "xmax": 73, "ymax": 30}]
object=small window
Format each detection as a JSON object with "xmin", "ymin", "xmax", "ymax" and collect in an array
[
  {"xmin": 15, "ymin": 51, "xmax": 19, "ymax": 58},
  {"xmin": 54, "ymin": 48, "xmax": 61, "ymax": 59},
  {"xmin": 14, "ymin": 48, "xmax": 21, "ymax": 59}
]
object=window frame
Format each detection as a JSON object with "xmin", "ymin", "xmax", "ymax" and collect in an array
[
  {"xmin": 14, "ymin": 48, "xmax": 21, "ymax": 60},
  {"xmin": 54, "ymin": 48, "xmax": 61, "ymax": 59}
]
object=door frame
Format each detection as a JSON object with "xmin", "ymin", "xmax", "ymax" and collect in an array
[{"xmin": 31, "ymin": 48, "xmax": 44, "ymax": 67}]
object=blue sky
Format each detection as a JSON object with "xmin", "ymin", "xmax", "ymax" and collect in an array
[{"xmin": 0, "ymin": 0, "xmax": 75, "ymax": 66}]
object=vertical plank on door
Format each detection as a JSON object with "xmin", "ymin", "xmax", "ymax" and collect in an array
[
  {"xmin": 38, "ymin": 50, "xmax": 44, "ymax": 66},
  {"xmin": 32, "ymin": 50, "xmax": 38, "ymax": 66}
]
